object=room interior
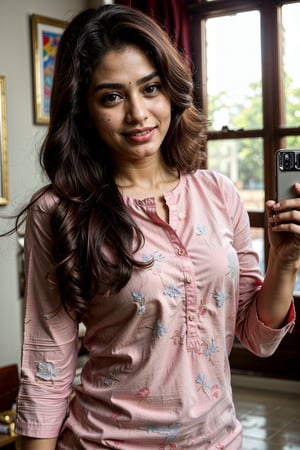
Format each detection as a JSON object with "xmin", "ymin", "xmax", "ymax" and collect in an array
[{"xmin": 0, "ymin": 0, "xmax": 299, "ymax": 449}]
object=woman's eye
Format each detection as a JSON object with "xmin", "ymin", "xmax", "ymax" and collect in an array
[
  {"xmin": 101, "ymin": 92, "xmax": 122, "ymax": 105},
  {"xmin": 144, "ymin": 83, "xmax": 161, "ymax": 95}
]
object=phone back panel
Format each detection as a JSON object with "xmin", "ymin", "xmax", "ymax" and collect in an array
[{"xmin": 276, "ymin": 149, "xmax": 300, "ymax": 201}]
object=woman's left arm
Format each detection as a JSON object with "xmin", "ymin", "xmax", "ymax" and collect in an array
[{"xmin": 256, "ymin": 183, "xmax": 300, "ymax": 328}]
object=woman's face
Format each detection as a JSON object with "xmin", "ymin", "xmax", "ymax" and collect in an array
[{"xmin": 87, "ymin": 45, "xmax": 171, "ymax": 165}]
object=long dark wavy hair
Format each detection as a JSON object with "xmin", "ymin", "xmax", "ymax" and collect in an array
[{"xmin": 14, "ymin": 4, "xmax": 207, "ymax": 318}]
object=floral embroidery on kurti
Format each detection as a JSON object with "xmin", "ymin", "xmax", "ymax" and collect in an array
[
  {"xmin": 212, "ymin": 289, "xmax": 229, "ymax": 308},
  {"xmin": 163, "ymin": 284, "xmax": 182, "ymax": 298},
  {"xmin": 198, "ymin": 298, "xmax": 208, "ymax": 316},
  {"xmin": 170, "ymin": 328, "xmax": 185, "ymax": 345},
  {"xmin": 153, "ymin": 320, "xmax": 168, "ymax": 339},
  {"xmin": 136, "ymin": 386, "xmax": 151, "ymax": 400},
  {"xmin": 227, "ymin": 252, "xmax": 238, "ymax": 279},
  {"xmin": 35, "ymin": 361, "xmax": 59, "ymax": 383},
  {"xmin": 141, "ymin": 423, "xmax": 180, "ymax": 443},
  {"xmin": 203, "ymin": 339, "xmax": 219, "ymax": 363},
  {"xmin": 195, "ymin": 224, "xmax": 209, "ymax": 236},
  {"xmin": 104, "ymin": 371, "xmax": 120, "ymax": 388},
  {"xmin": 195, "ymin": 373, "xmax": 211, "ymax": 396},
  {"xmin": 131, "ymin": 290, "xmax": 146, "ymax": 313}
]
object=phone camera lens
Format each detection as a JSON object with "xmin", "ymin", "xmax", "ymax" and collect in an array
[{"xmin": 283, "ymin": 152, "xmax": 294, "ymax": 170}]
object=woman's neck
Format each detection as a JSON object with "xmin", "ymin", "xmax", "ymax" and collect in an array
[{"xmin": 114, "ymin": 156, "xmax": 179, "ymax": 199}]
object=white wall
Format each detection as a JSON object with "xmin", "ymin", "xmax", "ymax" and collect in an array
[{"xmin": 0, "ymin": 0, "xmax": 108, "ymax": 367}]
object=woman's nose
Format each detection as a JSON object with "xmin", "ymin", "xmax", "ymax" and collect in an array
[{"xmin": 125, "ymin": 95, "xmax": 148, "ymax": 123}]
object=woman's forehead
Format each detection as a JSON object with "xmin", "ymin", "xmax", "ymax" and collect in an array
[{"xmin": 90, "ymin": 46, "xmax": 158, "ymax": 87}]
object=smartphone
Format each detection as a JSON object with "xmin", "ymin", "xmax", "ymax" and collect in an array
[{"xmin": 276, "ymin": 149, "xmax": 300, "ymax": 201}]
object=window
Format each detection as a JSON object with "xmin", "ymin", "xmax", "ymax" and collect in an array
[
  {"xmin": 189, "ymin": 0, "xmax": 300, "ymax": 287},
  {"xmin": 281, "ymin": 3, "xmax": 300, "ymax": 130}
]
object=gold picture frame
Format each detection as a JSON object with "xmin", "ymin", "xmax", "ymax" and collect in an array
[
  {"xmin": 31, "ymin": 14, "xmax": 67, "ymax": 124},
  {"xmin": 0, "ymin": 75, "xmax": 8, "ymax": 205}
]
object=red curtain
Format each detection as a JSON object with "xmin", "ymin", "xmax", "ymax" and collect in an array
[{"xmin": 114, "ymin": 0, "xmax": 191, "ymax": 64}]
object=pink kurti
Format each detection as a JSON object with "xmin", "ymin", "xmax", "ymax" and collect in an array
[{"xmin": 15, "ymin": 170, "xmax": 295, "ymax": 449}]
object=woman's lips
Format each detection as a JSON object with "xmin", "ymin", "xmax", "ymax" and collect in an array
[{"xmin": 123, "ymin": 127, "xmax": 156, "ymax": 142}]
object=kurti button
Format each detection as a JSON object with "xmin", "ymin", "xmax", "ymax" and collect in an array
[
  {"xmin": 188, "ymin": 313, "xmax": 195, "ymax": 321},
  {"xmin": 177, "ymin": 248, "xmax": 185, "ymax": 256},
  {"xmin": 185, "ymin": 275, "xmax": 193, "ymax": 283}
]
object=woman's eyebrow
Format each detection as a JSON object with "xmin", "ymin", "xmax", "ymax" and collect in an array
[{"xmin": 93, "ymin": 71, "xmax": 159, "ymax": 92}]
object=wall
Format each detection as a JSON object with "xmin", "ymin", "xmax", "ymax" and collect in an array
[{"xmin": 0, "ymin": 0, "xmax": 108, "ymax": 367}]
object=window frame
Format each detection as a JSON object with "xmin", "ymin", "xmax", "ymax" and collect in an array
[{"xmin": 188, "ymin": 0, "xmax": 300, "ymax": 269}]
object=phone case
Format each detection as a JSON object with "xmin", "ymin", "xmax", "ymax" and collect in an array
[{"xmin": 276, "ymin": 149, "xmax": 300, "ymax": 201}]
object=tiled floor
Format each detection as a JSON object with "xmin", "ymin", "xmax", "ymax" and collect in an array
[{"xmin": 233, "ymin": 385, "xmax": 300, "ymax": 450}]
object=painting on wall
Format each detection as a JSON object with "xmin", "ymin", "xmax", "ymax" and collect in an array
[
  {"xmin": 0, "ymin": 75, "xmax": 8, "ymax": 205},
  {"xmin": 31, "ymin": 14, "xmax": 67, "ymax": 124}
]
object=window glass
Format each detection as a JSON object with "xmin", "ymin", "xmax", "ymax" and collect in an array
[
  {"xmin": 282, "ymin": 136, "xmax": 300, "ymax": 149},
  {"xmin": 206, "ymin": 11, "xmax": 262, "ymax": 131},
  {"xmin": 207, "ymin": 138, "xmax": 264, "ymax": 211},
  {"xmin": 282, "ymin": 3, "xmax": 300, "ymax": 128}
]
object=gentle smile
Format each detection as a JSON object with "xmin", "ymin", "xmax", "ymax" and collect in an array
[{"xmin": 123, "ymin": 127, "xmax": 155, "ymax": 137}]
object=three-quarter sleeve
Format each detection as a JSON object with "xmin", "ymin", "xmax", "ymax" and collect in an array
[
  {"xmin": 15, "ymin": 191, "xmax": 78, "ymax": 438},
  {"xmin": 227, "ymin": 178, "xmax": 296, "ymax": 356}
]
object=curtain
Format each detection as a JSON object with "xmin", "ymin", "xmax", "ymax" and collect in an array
[{"xmin": 114, "ymin": 0, "xmax": 191, "ymax": 64}]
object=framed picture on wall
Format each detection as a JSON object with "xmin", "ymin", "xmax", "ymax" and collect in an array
[
  {"xmin": 31, "ymin": 14, "xmax": 67, "ymax": 124},
  {"xmin": 0, "ymin": 75, "xmax": 8, "ymax": 205}
]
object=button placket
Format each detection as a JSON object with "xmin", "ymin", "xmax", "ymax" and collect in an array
[
  {"xmin": 161, "ymin": 226, "xmax": 200, "ymax": 348},
  {"xmin": 182, "ymin": 259, "xmax": 199, "ymax": 347}
]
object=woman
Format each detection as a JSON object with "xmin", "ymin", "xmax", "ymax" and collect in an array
[{"xmin": 14, "ymin": 4, "xmax": 297, "ymax": 449}]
